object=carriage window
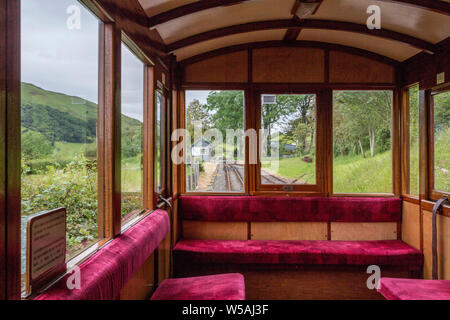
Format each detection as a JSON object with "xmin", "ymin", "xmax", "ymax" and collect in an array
[
  {"xmin": 432, "ymin": 90, "xmax": 450, "ymax": 194},
  {"xmin": 121, "ymin": 43, "xmax": 144, "ymax": 223},
  {"xmin": 20, "ymin": 0, "xmax": 101, "ymax": 287},
  {"xmin": 185, "ymin": 90, "xmax": 245, "ymax": 193},
  {"xmin": 333, "ymin": 91, "xmax": 393, "ymax": 194},
  {"xmin": 407, "ymin": 85, "xmax": 420, "ymax": 196},
  {"xmin": 260, "ymin": 94, "xmax": 316, "ymax": 186},
  {"xmin": 154, "ymin": 89, "xmax": 164, "ymax": 194}
]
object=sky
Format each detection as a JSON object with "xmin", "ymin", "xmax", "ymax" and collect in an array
[{"xmin": 21, "ymin": 0, "xmax": 144, "ymax": 122}]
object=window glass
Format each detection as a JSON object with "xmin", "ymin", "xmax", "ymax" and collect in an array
[
  {"xmin": 333, "ymin": 91, "xmax": 393, "ymax": 193},
  {"xmin": 121, "ymin": 43, "xmax": 144, "ymax": 223},
  {"xmin": 185, "ymin": 91, "xmax": 245, "ymax": 192},
  {"xmin": 21, "ymin": 0, "xmax": 100, "ymax": 288},
  {"xmin": 260, "ymin": 94, "xmax": 316, "ymax": 185},
  {"xmin": 408, "ymin": 85, "xmax": 420, "ymax": 196},
  {"xmin": 432, "ymin": 90, "xmax": 450, "ymax": 193},
  {"xmin": 154, "ymin": 90, "xmax": 164, "ymax": 193}
]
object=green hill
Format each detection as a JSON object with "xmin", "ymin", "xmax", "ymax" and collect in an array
[{"xmin": 21, "ymin": 82, "xmax": 141, "ymax": 144}]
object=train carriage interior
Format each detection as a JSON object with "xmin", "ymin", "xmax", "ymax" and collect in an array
[{"xmin": 1, "ymin": 0, "xmax": 450, "ymax": 304}]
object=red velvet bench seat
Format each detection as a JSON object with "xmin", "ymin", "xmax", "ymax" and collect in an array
[
  {"xmin": 378, "ymin": 278, "xmax": 450, "ymax": 300},
  {"xmin": 174, "ymin": 239, "xmax": 423, "ymax": 268},
  {"xmin": 151, "ymin": 273, "xmax": 245, "ymax": 300}
]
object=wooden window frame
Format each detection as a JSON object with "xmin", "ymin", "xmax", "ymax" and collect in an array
[
  {"xmin": 428, "ymin": 84, "xmax": 450, "ymax": 201},
  {"xmin": 401, "ymin": 83, "xmax": 420, "ymax": 200},
  {"xmin": 180, "ymin": 86, "xmax": 249, "ymax": 195},
  {"xmin": 330, "ymin": 88, "xmax": 398, "ymax": 197},
  {"xmin": 254, "ymin": 88, "xmax": 326, "ymax": 194},
  {"xmin": 154, "ymin": 82, "xmax": 169, "ymax": 203},
  {"xmin": 119, "ymin": 33, "xmax": 156, "ymax": 227}
]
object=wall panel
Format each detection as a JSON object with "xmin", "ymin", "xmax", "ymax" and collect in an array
[
  {"xmin": 329, "ymin": 51, "xmax": 395, "ymax": 83},
  {"xmin": 119, "ymin": 254, "xmax": 155, "ymax": 300},
  {"xmin": 251, "ymin": 222, "xmax": 327, "ymax": 240},
  {"xmin": 184, "ymin": 51, "xmax": 248, "ymax": 83},
  {"xmin": 252, "ymin": 47, "xmax": 324, "ymax": 83},
  {"xmin": 331, "ymin": 222, "xmax": 398, "ymax": 241},
  {"xmin": 183, "ymin": 221, "xmax": 248, "ymax": 240},
  {"xmin": 401, "ymin": 201, "xmax": 421, "ymax": 250}
]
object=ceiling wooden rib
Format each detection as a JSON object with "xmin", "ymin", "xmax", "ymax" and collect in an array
[
  {"xmin": 377, "ymin": 0, "xmax": 450, "ymax": 16},
  {"xmin": 147, "ymin": 0, "xmax": 252, "ymax": 27},
  {"xmin": 178, "ymin": 40, "xmax": 401, "ymax": 66},
  {"xmin": 166, "ymin": 19, "xmax": 436, "ymax": 53},
  {"xmin": 145, "ymin": 0, "xmax": 450, "ymax": 29}
]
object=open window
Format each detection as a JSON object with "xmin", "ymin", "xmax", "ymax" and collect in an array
[
  {"xmin": 256, "ymin": 91, "xmax": 322, "ymax": 193},
  {"xmin": 184, "ymin": 90, "xmax": 245, "ymax": 193},
  {"xmin": 333, "ymin": 90, "xmax": 393, "ymax": 194},
  {"xmin": 430, "ymin": 88, "xmax": 450, "ymax": 200}
]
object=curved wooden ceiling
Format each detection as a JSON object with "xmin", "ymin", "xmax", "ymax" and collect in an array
[{"xmin": 137, "ymin": 0, "xmax": 450, "ymax": 62}]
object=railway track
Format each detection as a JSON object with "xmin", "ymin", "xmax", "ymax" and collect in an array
[{"xmin": 224, "ymin": 163, "xmax": 244, "ymax": 192}]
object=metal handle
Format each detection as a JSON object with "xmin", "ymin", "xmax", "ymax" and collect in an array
[{"xmin": 432, "ymin": 195, "xmax": 448, "ymax": 280}]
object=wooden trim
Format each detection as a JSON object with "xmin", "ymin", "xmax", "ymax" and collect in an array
[
  {"xmin": 98, "ymin": 23, "xmax": 122, "ymax": 239},
  {"xmin": 392, "ymin": 88, "xmax": 401, "ymax": 196},
  {"xmin": 147, "ymin": 0, "xmax": 450, "ymax": 28},
  {"xmin": 143, "ymin": 67, "xmax": 155, "ymax": 210},
  {"xmin": 401, "ymin": 87, "xmax": 410, "ymax": 196},
  {"xmin": 179, "ymin": 41, "xmax": 400, "ymax": 67},
  {"xmin": 377, "ymin": 0, "xmax": 450, "ymax": 16},
  {"xmin": 147, "ymin": 0, "xmax": 252, "ymax": 27},
  {"xmin": 79, "ymin": 0, "xmax": 115, "ymax": 22},
  {"xmin": 254, "ymin": 88, "xmax": 326, "ymax": 193},
  {"xmin": 421, "ymin": 199, "xmax": 450, "ymax": 217},
  {"xmin": 167, "ymin": 19, "xmax": 435, "ymax": 54},
  {"xmin": 418, "ymin": 89, "xmax": 429, "ymax": 201},
  {"xmin": 429, "ymin": 89, "xmax": 450, "ymax": 200},
  {"xmin": 0, "ymin": 0, "xmax": 20, "ymax": 300}
]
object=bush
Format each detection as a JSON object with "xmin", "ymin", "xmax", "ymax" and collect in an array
[{"xmin": 22, "ymin": 155, "xmax": 98, "ymax": 255}]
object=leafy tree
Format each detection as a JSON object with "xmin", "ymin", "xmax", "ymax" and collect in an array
[
  {"xmin": 334, "ymin": 91, "xmax": 392, "ymax": 158},
  {"xmin": 21, "ymin": 130, "xmax": 53, "ymax": 160},
  {"xmin": 205, "ymin": 91, "xmax": 244, "ymax": 134},
  {"xmin": 186, "ymin": 99, "xmax": 211, "ymax": 137}
]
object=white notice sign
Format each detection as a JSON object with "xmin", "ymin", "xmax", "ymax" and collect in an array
[{"xmin": 26, "ymin": 208, "xmax": 67, "ymax": 295}]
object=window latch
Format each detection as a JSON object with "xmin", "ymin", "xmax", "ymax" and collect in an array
[{"xmin": 158, "ymin": 195, "xmax": 172, "ymax": 210}]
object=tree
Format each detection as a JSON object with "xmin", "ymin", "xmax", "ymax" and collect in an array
[
  {"xmin": 22, "ymin": 130, "xmax": 53, "ymax": 160},
  {"xmin": 334, "ymin": 91, "xmax": 392, "ymax": 158},
  {"xmin": 280, "ymin": 95, "xmax": 316, "ymax": 156},
  {"xmin": 186, "ymin": 99, "xmax": 211, "ymax": 137},
  {"xmin": 205, "ymin": 91, "xmax": 243, "ymax": 134}
]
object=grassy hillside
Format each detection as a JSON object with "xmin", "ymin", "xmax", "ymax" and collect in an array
[{"xmin": 21, "ymin": 82, "xmax": 141, "ymax": 144}]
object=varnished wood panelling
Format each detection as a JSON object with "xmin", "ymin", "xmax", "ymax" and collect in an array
[
  {"xmin": 422, "ymin": 210, "xmax": 450, "ymax": 279},
  {"xmin": 176, "ymin": 264, "xmax": 413, "ymax": 300},
  {"xmin": 157, "ymin": 234, "xmax": 171, "ymax": 284},
  {"xmin": 251, "ymin": 222, "xmax": 328, "ymax": 240},
  {"xmin": 184, "ymin": 51, "xmax": 248, "ymax": 83},
  {"xmin": 119, "ymin": 254, "xmax": 155, "ymax": 300},
  {"xmin": 183, "ymin": 221, "xmax": 248, "ymax": 240},
  {"xmin": 253, "ymin": 47, "xmax": 324, "ymax": 83},
  {"xmin": 401, "ymin": 201, "xmax": 421, "ymax": 250},
  {"xmin": 329, "ymin": 51, "xmax": 395, "ymax": 83},
  {"xmin": 331, "ymin": 222, "xmax": 398, "ymax": 241}
]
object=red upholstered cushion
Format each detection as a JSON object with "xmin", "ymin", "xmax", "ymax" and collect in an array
[
  {"xmin": 378, "ymin": 278, "xmax": 450, "ymax": 300},
  {"xmin": 174, "ymin": 240, "xmax": 423, "ymax": 268},
  {"xmin": 180, "ymin": 196, "xmax": 401, "ymax": 222},
  {"xmin": 151, "ymin": 273, "xmax": 245, "ymax": 300},
  {"xmin": 35, "ymin": 210, "xmax": 170, "ymax": 300}
]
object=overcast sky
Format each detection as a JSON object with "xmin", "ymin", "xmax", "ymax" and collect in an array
[{"xmin": 21, "ymin": 0, "xmax": 144, "ymax": 122}]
